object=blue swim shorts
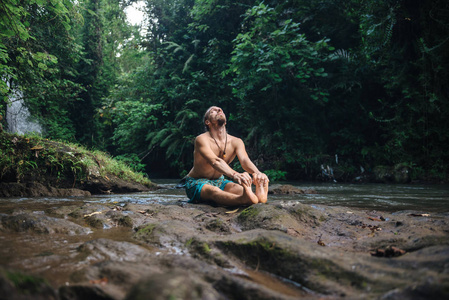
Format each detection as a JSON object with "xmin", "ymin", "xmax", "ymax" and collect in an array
[{"xmin": 184, "ymin": 175, "xmax": 233, "ymax": 203}]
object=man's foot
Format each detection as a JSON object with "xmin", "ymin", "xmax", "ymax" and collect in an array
[
  {"xmin": 241, "ymin": 182, "xmax": 259, "ymax": 205},
  {"xmin": 254, "ymin": 177, "xmax": 268, "ymax": 203}
]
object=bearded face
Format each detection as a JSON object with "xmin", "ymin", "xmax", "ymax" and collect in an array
[
  {"xmin": 204, "ymin": 106, "xmax": 226, "ymax": 130},
  {"xmin": 216, "ymin": 113, "xmax": 226, "ymax": 126}
]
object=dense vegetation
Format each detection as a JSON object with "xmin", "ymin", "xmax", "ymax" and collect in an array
[{"xmin": 1, "ymin": 0, "xmax": 448, "ymax": 181}]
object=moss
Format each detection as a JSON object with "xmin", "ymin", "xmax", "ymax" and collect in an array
[
  {"xmin": 117, "ymin": 216, "xmax": 133, "ymax": 227},
  {"xmin": 68, "ymin": 210, "xmax": 81, "ymax": 219},
  {"xmin": 202, "ymin": 242, "xmax": 211, "ymax": 253},
  {"xmin": 205, "ymin": 218, "xmax": 230, "ymax": 233},
  {"xmin": 137, "ymin": 223, "xmax": 157, "ymax": 235},
  {"xmin": 185, "ymin": 238, "xmax": 194, "ymax": 247},
  {"xmin": 85, "ymin": 216, "xmax": 103, "ymax": 229},
  {"xmin": 238, "ymin": 206, "xmax": 259, "ymax": 220},
  {"xmin": 6, "ymin": 270, "xmax": 49, "ymax": 294}
]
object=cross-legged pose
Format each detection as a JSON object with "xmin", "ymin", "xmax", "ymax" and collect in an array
[{"xmin": 184, "ymin": 106, "xmax": 269, "ymax": 206}]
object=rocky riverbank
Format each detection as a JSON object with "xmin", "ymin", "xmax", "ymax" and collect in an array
[{"xmin": 1, "ymin": 189, "xmax": 448, "ymax": 299}]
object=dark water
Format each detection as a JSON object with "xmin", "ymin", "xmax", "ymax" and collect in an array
[
  {"xmin": 1, "ymin": 181, "xmax": 448, "ymax": 213},
  {"xmin": 144, "ymin": 180, "xmax": 449, "ymax": 213}
]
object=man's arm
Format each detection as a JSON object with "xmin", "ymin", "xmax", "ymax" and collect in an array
[
  {"xmin": 196, "ymin": 135, "xmax": 252, "ymax": 186},
  {"xmin": 234, "ymin": 138, "xmax": 269, "ymax": 185}
]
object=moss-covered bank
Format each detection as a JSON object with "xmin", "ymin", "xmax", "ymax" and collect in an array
[{"xmin": 0, "ymin": 132, "xmax": 156, "ymax": 196}]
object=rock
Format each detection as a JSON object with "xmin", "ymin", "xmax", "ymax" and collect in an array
[
  {"xmin": 125, "ymin": 270, "xmax": 221, "ymax": 300},
  {"xmin": 393, "ymin": 163, "xmax": 411, "ymax": 184},
  {"xmin": 1, "ymin": 198, "xmax": 449, "ymax": 299},
  {"xmin": 76, "ymin": 239, "xmax": 152, "ymax": 263},
  {"xmin": 0, "ymin": 182, "xmax": 91, "ymax": 197},
  {"xmin": 0, "ymin": 267, "xmax": 57, "ymax": 300},
  {"xmin": 81, "ymin": 175, "xmax": 151, "ymax": 195},
  {"xmin": 236, "ymin": 203, "xmax": 304, "ymax": 232},
  {"xmin": 59, "ymin": 284, "xmax": 115, "ymax": 300},
  {"xmin": 373, "ymin": 164, "xmax": 411, "ymax": 183},
  {"xmin": 133, "ymin": 220, "xmax": 198, "ymax": 249},
  {"xmin": 0, "ymin": 213, "xmax": 91, "ymax": 235},
  {"xmin": 268, "ymin": 184, "xmax": 316, "ymax": 195}
]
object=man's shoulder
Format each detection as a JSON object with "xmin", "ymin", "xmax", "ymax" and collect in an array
[
  {"xmin": 228, "ymin": 134, "xmax": 243, "ymax": 144},
  {"xmin": 194, "ymin": 133, "xmax": 210, "ymax": 144},
  {"xmin": 195, "ymin": 132, "xmax": 209, "ymax": 140}
]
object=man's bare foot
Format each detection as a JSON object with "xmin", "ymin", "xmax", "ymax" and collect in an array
[
  {"xmin": 240, "ymin": 183, "xmax": 259, "ymax": 205},
  {"xmin": 254, "ymin": 177, "xmax": 268, "ymax": 203}
]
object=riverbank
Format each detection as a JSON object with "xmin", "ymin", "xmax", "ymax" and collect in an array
[
  {"xmin": 0, "ymin": 132, "xmax": 157, "ymax": 197},
  {"xmin": 1, "ymin": 191, "xmax": 448, "ymax": 299}
]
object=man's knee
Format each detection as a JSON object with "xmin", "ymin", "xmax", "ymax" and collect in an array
[
  {"xmin": 223, "ymin": 182, "xmax": 243, "ymax": 195},
  {"xmin": 200, "ymin": 184, "xmax": 222, "ymax": 199}
]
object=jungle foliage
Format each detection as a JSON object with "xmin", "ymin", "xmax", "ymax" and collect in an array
[{"xmin": 1, "ymin": 0, "xmax": 448, "ymax": 181}]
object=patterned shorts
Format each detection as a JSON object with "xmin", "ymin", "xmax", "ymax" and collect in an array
[{"xmin": 184, "ymin": 175, "xmax": 233, "ymax": 203}]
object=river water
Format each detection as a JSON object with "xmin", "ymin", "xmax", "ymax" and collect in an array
[
  {"xmin": 110, "ymin": 180, "xmax": 449, "ymax": 213},
  {"xmin": 1, "ymin": 181, "xmax": 448, "ymax": 213}
]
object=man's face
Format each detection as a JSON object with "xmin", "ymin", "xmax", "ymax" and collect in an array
[{"xmin": 207, "ymin": 106, "xmax": 226, "ymax": 127}]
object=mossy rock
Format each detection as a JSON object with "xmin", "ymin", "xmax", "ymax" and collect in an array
[
  {"xmin": 0, "ymin": 267, "xmax": 57, "ymax": 299},
  {"xmin": 236, "ymin": 204, "xmax": 303, "ymax": 233},
  {"xmin": 205, "ymin": 218, "xmax": 231, "ymax": 233},
  {"xmin": 84, "ymin": 216, "xmax": 104, "ymax": 229},
  {"xmin": 215, "ymin": 230, "xmax": 386, "ymax": 296},
  {"xmin": 133, "ymin": 220, "xmax": 198, "ymax": 247}
]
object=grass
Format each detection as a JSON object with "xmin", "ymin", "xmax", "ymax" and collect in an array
[{"xmin": 0, "ymin": 131, "xmax": 153, "ymax": 187}]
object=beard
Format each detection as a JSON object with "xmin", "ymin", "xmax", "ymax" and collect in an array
[{"xmin": 216, "ymin": 115, "xmax": 226, "ymax": 126}]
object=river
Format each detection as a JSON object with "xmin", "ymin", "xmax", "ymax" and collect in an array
[
  {"xmin": 1, "ymin": 181, "xmax": 448, "ymax": 213},
  {"xmin": 103, "ymin": 180, "xmax": 449, "ymax": 213}
]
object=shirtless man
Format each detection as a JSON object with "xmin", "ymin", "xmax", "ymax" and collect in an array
[{"xmin": 185, "ymin": 106, "xmax": 269, "ymax": 206}]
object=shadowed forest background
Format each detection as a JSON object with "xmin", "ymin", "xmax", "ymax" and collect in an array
[{"xmin": 1, "ymin": 0, "xmax": 448, "ymax": 181}]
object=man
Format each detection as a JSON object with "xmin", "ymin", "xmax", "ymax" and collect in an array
[{"xmin": 185, "ymin": 106, "xmax": 269, "ymax": 206}]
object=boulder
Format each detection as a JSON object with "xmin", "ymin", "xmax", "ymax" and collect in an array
[
  {"xmin": 0, "ymin": 213, "xmax": 91, "ymax": 235},
  {"xmin": 268, "ymin": 184, "xmax": 317, "ymax": 195}
]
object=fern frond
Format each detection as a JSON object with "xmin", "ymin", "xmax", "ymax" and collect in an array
[{"xmin": 183, "ymin": 54, "xmax": 195, "ymax": 73}]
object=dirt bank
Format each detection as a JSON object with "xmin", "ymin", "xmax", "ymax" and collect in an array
[{"xmin": 0, "ymin": 132, "xmax": 157, "ymax": 197}]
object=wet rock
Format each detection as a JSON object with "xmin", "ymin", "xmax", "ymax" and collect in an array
[
  {"xmin": 125, "ymin": 270, "xmax": 221, "ymax": 300},
  {"xmin": 59, "ymin": 284, "xmax": 115, "ymax": 300},
  {"xmin": 0, "ymin": 267, "xmax": 57, "ymax": 300},
  {"xmin": 236, "ymin": 204, "xmax": 304, "ymax": 233},
  {"xmin": 67, "ymin": 204, "xmax": 139, "ymax": 230},
  {"xmin": 1, "ymin": 197, "xmax": 449, "ymax": 300},
  {"xmin": 133, "ymin": 220, "xmax": 198, "ymax": 248},
  {"xmin": 81, "ymin": 175, "xmax": 152, "ymax": 195},
  {"xmin": 76, "ymin": 239, "xmax": 152, "ymax": 263},
  {"xmin": 0, "ymin": 182, "xmax": 90, "ymax": 197},
  {"xmin": 268, "ymin": 184, "xmax": 316, "ymax": 195},
  {"xmin": 0, "ymin": 213, "xmax": 91, "ymax": 234},
  {"xmin": 204, "ymin": 218, "xmax": 231, "ymax": 233},
  {"xmin": 381, "ymin": 277, "xmax": 449, "ymax": 300}
]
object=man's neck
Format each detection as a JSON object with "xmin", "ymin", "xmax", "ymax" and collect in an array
[{"xmin": 209, "ymin": 125, "xmax": 227, "ymax": 140}]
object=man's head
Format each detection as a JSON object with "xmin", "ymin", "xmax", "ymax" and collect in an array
[{"xmin": 203, "ymin": 106, "xmax": 226, "ymax": 131}]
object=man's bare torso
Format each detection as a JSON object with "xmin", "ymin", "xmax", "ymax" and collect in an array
[{"xmin": 188, "ymin": 132, "xmax": 238, "ymax": 179}]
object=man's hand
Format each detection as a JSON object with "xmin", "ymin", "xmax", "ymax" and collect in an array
[
  {"xmin": 252, "ymin": 172, "xmax": 269, "ymax": 186},
  {"xmin": 232, "ymin": 172, "xmax": 252, "ymax": 187}
]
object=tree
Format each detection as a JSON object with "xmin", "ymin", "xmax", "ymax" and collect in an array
[{"xmin": 1, "ymin": 0, "xmax": 84, "ymax": 140}]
